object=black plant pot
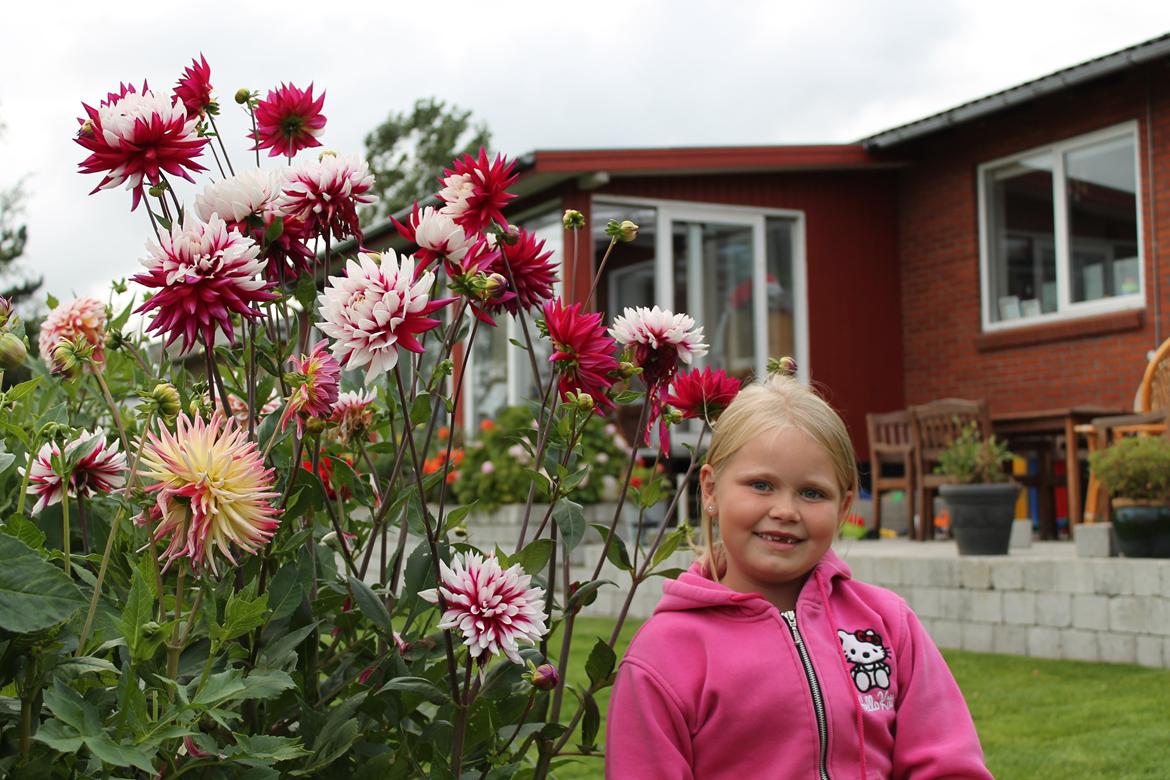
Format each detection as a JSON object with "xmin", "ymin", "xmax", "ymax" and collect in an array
[
  {"xmin": 939, "ymin": 483, "xmax": 1021, "ymax": 556},
  {"xmin": 1111, "ymin": 502, "xmax": 1170, "ymax": 558}
]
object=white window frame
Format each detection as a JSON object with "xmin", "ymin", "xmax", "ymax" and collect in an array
[
  {"xmin": 593, "ymin": 194, "xmax": 809, "ymax": 385},
  {"xmin": 977, "ymin": 121, "xmax": 1145, "ymax": 332}
]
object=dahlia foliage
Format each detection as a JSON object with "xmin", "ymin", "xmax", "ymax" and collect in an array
[{"xmin": 0, "ymin": 53, "xmax": 752, "ymax": 779}]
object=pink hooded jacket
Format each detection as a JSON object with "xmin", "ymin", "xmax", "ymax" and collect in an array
[{"xmin": 606, "ymin": 550, "xmax": 993, "ymax": 779}]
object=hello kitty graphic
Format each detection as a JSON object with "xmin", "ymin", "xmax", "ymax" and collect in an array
[{"xmin": 838, "ymin": 628, "xmax": 892, "ymax": 693}]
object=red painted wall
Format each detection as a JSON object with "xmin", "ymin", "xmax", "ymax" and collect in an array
[
  {"xmin": 588, "ymin": 170, "xmax": 904, "ymax": 456},
  {"xmin": 886, "ymin": 63, "xmax": 1170, "ymax": 414}
]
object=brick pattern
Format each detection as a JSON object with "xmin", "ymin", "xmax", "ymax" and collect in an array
[{"xmin": 887, "ymin": 64, "xmax": 1170, "ymax": 412}]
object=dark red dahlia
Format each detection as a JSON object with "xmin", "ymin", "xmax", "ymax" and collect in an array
[
  {"xmin": 542, "ymin": 298, "xmax": 619, "ymax": 414},
  {"xmin": 173, "ymin": 54, "xmax": 215, "ymax": 119},
  {"xmin": 666, "ymin": 367, "xmax": 743, "ymax": 423},
  {"xmin": 494, "ymin": 228, "xmax": 558, "ymax": 314},
  {"xmin": 250, "ymin": 82, "xmax": 327, "ymax": 159}
]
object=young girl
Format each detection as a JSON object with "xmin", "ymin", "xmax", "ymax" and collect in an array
[{"xmin": 606, "ymin": 373, "xmax": 992, "ymax": 779}]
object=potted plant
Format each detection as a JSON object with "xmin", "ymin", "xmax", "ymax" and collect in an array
[
  {"xmin": 1089, "ymin": 435, "xmax": 1170, "ymax": 557},
  {"xmin": 936, "ymin": 423, "xmax": 1020, "ymax": 555}
]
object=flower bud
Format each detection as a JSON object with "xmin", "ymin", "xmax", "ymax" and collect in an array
[
  {"xmin": 304, "ymin": 416, "xmax": 327, "ymax": 435},
  {"xmin": 77, "ymin": 119, "xmax": 95, "ymax": 138},
  {"xmin": 150, "ymin": 383, "xmax": 182, "ymax": 421},
  {"xmin": 318, "ymin": 150, "xmax": 338, "ymax": 161},
  {"xmin": 570, "ymin": 391, "xmax": 595, "ymax": 412},
  {"xmin": 662, "ymin": 405, "xmax": 684, "ymax": 426},
  {"xmin": 530, "ymin": 663, "xmax": 560, "ymax": 691},
  {"xmin": 483, "ymin": 272, "xmax": 508, "ymax": 299},
  {"xmin": 141, "ymin": 620, "xmax": 162, "ymax": 638},
  {"xmin": 562, "ymin": 209, "xmax": 585, "ymax": 230},
  {"xmin": 0, "ymin": 296, "xmax": 13, "ymax": 329},
  {"xmin": 52, "ymin": 337, "xmax": 92, "ymax": 375},
  {"xmin": 0, "ymin": 332, "xmax": 27, "ymax": 369},
  {"xmin": 768, "ymin": 355, "xmax": 798, "ymax": 378},
  {"xmin": 234, "ymin": 88, "xmax": 253, "ymax": 105},
  {"xmin": 605, "ymin": 219, "xmax": 639, "ymax": 242},
  {"xmin": 619, "ymin": 361, "xmax": 643, "ymax": 379},
  {"xmin": 499, "ymin": 224, "xmax": 521, "ymax": 246},
  {"xmin": 148, "ymin": 184, "xmax": 167, "ymax": 199}
]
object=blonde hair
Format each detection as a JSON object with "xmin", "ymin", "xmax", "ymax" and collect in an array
[{"xmin": 696, "ymin": 372, "xmax": 859, "ymax": 578}]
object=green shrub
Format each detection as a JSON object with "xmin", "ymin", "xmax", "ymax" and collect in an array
[
  {"xmin": 1089, "ymin": 435, "xmax": 1170, "ymax": 501},
  {"xmin": 936, "ymin": 422, "xmax": 1013, "ymax": 484}
]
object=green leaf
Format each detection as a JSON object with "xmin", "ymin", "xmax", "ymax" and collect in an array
[
  {"xmin": 258, "ymin": 622, "xmax": 317, "ymax": 669},
  {"xmin": 376, "ymin": 676, "xmax": 448, "ymax": 704},
  {"xmin": 43, "ymin": 680, "xmax": 101, "ymax": 737},
  {"xmin": 293, "ymin": 692, "xmax": 366, "ymax": 775},
  {"xmin": 348, "ymin": 576, "xmax": 391, "ymax": 633},
  {"xmin": 264, "ymin": 215, "xmax": 285, "ymax": 243},
  {"xmin": 116, "ymin": 660, "xmax": 148, "ymax": 737},
  {"xmin": 86, "ymin": 734, "xmax": 155, "ymax": 773},
  {"xmin": 613, "ymin": 390, "xmax": 642, "ymax": 404},
  {"xmin": 584, "ymin": 639, "xmax": 616, "ymax": 688},
  {"xmin": 590, "ymin": 523, "xmax": 633, "ymax": 573},
  {"xmin": 293, "ymin": 272, "xmax": 317, "ymax": 311},
  {"xmin": 46, "ymin": 293, "xmax": 58, "ymax": 310},
  {"xmin": 240, "ymin": 669, "xmax": 296, "ymax": 701},
  {"xmin": 443, "ymin": 501, "xmax": 477, "ymax": 533},
  {"xmin": 2, "ymin": 515, "xmax": 46, "ymax": 550},
  {"xmin": 649, "ymin": 526, "xmax": 688, "ymax": 571},
  {"xmin": 32, "ymin": 719, "xmax": 82, "ymax": 752},
  {"xmin": 0, "ymin": 534, "xmax": 85, "ymax": 633},
  {"xmin": 552, "ymin": 499, "xmax": 585, "ymax": 551},
  {"xmin": 567, "ymin": 579, "xmax": 611, "ymax": 613},
  {"xmin": 409, "ymin": 393, "xmax": 432, "ymax": 427},
  {"xmin": 120, "ymin": 563, "xmax": 156, "ymax": 662},
  {"xmin": 5, "ymin": 375, "xmax": 42, "ymax": 403},
  {"xmin": 648, "ymin": 567, "xmax": 687, "ymax": 580},
  {"xmin": 219, "ymin": 584, "xmax": 269, "ymax": 643},
  {"xmin": 266, "ymin": 561, "xmax": 306, "ymax": 624},
  {"xmin": 226, "ymin": 734, "xmax": 308, "ymax": 765},
  {"xmin": 579, "ymin": 691, "xmax": 601, "ymax": 752},
  {"xmin": 514, "ymin": 538, "xmax": 555, "ymax": 576}
]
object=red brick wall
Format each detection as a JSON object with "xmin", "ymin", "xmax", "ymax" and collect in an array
[
  {"xmin": 594, "ymin": 170, "xmax": 904, "ymax": 454},
  {"xmin": 889, "ymin": 62, "xmax": 1170, "ymax": 414}
]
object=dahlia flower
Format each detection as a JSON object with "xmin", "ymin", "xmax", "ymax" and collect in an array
[
  {"xmin": 543, "ymin": 298, "xmax": 619, "ymax": 414},
  {"xmin": 136, "ymin": 412, "xmax": 280, "ymax": 574},
  {"xmin": 219, "ymin": 393, "xmax": 281, "ymax": 427},
  {"xmin": 23, "ymin": 429, "xmax": 127, "ymax": 515},
  {"xmin": 279, "ymin": 340, "xmax": 341, "ymax": 436},
  {"xmin": 494, "ymin": 228, "xmax": 558, "ymax": 314},
  {"xmin": 437, "ymin": 149, "xmax": 518, "ymax": 232},
  {"xmin": 133, "ymin": 214, "xmax": 277, "ymax": 352},
  {"xmin": 196, "ymin": 167, "xmax": 314, "ymax": 283},
  {"xmin": 250, "ymin": 82, "xmax": 326, "ymax": 159},
  {"xmin": 419, "ymin": 551, "xmax": 548, "ymax": 664},
  {"xmin": 610, "ymin": 306, "xmax": 708, "ymax": 447},
  {"xmin": 391, "ymin": 203, "xmax": 472, "ymax": 269},
  {"xmin": 329, "ymin": 389, "xmax": 377, "ymax": 443},
  {"xmin": 76, "ymin": 83, "xmax": 208, "ymax": 210},
  {"xmin": 277, "ymin": 153, "xmax": 376, "ymax": 244},
  {"xmin": 173, "ymin": 54, "xmax": 215, "ymax": 119},
  {"xmin": 317, "ymin": 251, "xmax": 454, "ymax": 384},
  {"xmin": 666, "ymin": 367, "xmax": 743, "ymax": 423},
  {"xmin": 38, "ymin": 297, "xmax": 107, "ymax": 373}
]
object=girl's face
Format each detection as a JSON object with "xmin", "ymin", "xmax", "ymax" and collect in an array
[{"xmin": 700, "ymin": 426, "xmax": 850, "ymax": 612}]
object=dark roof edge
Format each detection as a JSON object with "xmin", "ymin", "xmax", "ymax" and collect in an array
[{"xmin": 861, "ymin": 33, "xmax": 1170, "ymax": 149}]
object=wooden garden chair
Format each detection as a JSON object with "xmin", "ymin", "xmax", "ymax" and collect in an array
[
  {"xmin": 1078, "ymin": 337, "xmax": 1170, "ymax": 523},
  {"xmin": 908, "ymin": 398, "xmax": 991, "ymax": 541},
  {"xmin": 865, "ymin": 410, "xmax": 915, "ymax": 536}
]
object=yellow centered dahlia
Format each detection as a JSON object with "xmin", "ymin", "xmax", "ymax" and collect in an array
[{"xmin": 136, "ymin": 412, "xmax": 280, "ymax": 573}]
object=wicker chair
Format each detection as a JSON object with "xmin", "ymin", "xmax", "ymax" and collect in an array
[
  {"xmin": 909, "ymin": 399, "xmax": 991, "ymax": 540},
  {"xmin": 866, "ymin": 411, "xmax": 915, "ymax": 536},
  {"xmin": 1079, "ymin": 338, "xmax": 1170, "ymax": 523}
]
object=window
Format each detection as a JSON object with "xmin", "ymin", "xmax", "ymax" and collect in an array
[{"xmin": 979, "ymin": 124, "xmax": 1142, "ymax": 328}]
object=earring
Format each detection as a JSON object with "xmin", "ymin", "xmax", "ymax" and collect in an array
[{"xmin": 707, "ymin": 505, "xmax": 715, "ymax": 514}]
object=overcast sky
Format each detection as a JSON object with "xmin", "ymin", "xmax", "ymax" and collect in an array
[{"xmin": 3, "ymin": 0, "xmax": 1170, "ymax": 308}]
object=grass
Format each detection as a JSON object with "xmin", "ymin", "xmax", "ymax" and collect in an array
[{"xmin": 544, "ymin": 618, "xmax": 1170, "ymax": 780}]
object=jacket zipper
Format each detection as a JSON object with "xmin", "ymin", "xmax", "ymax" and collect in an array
[{"xmin": 781, "ymin": 609, "xmax": 831, "ymax": 780}]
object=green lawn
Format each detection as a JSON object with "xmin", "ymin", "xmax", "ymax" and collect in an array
[{"xmin": 548, "ymin": 618, "xmax": 1170, "ymax": 780}]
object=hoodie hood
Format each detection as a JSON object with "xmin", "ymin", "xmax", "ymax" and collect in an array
[{"xmin": 656, "ymin": 547, "xmax": 854, "ymax": 616}]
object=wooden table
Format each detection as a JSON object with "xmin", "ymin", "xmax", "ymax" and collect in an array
[{"xmin": 991, "ymin": 406, "xmax": 1124, "ymax": 537}]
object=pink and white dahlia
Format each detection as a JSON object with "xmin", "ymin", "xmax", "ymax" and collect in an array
[
  {"xmin": 610, "ymin": 306, "xmax": 708, "ymax": 447},
  {"xmin": 277, "ymin": 153, "xmax": 376, "ymax": 244},
  {"xmin": 250, "ymin": 82, "xmax": 326, "ymax": 159},
  {"xmin": 136, "ymin": 412, "xmax": 280, "ymax": 574},
  {"xmin": 173, "ymin": 54, "xmax": 215, "ymax": 119},
  {"xmin": 317, "ymin": 251, "xmax": 454, "ymax": 383},
  {"xmin": 419, "ymin": 551, "xmax": 548, "ymax": 664},
  {"xmin": 391, "ymin": 203, "xmax": 472, "ymax": 269},
  {"xmin": 133, "ymin": 214, "xmax": 277, "ymax": 352},
  {"xmin": 543, "ymin": 298, "xmax": 620, "ymax": 414},
  {"xmin": 279, "ymin": 340, "xmax": 341, "ymax": 436},
  {"xmin": 494, "ymin": 228, "xmax": 558, "ymax": 314},
  {"xmin": 39, "ymin": 297, "xmax": 107, "ymax": 373},
  {"xmin": 195, "ymin": 168, "xmax": 314, "ymax": 282},
  {"xmin": 218, "ymin": 393, "xmax": 281, "ymax": 427},
  {"xmin": 437, "ymin": 149, "xmax": 518, "ymax": 233},
  {"xmin": 24, "ymin": 429, "xmax": 127, "ymax": 514},
  {"xmin": 329, "ymin": 389, "xmax": 377, "ymax": 443},
  {"xmin": 76, "ymin": 83, "xmax": 208, "ymax": 211}
]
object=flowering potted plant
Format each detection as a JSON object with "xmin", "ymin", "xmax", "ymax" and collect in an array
[
  {"xmin": 0, "ymin": 54, "xmax": 749, "ymax": 779},
  {"xmin": 1089, "ymin": 435, "xmax": 1170, "ymax": 557},
  {"xmin": 936, "ymin": 423, "xmax": 1020, "ymax": 555}
]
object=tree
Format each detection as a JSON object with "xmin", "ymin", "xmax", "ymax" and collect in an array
[
  {"xmin": 0, "ymin": 115, "xmax": 41, "ymax": 306},
  {"xmin": 361, "ymin": 97, "xmax": 491, "ymax": 225}
]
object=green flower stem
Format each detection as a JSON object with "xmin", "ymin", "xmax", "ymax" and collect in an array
[
  {"xmin": 434, "ymin": 317, "xmax": 481, "ymax": 533},
  {"xmin": 75, "ymin": 411, "xmax": 155, "ymax": 657},
  {"xmin": 514, "ymin": 379, "xmax": 561, "ymax": 552},
  {"xmin": 497, "ymin": 243, "xmax": 548, "ymax": 399},
  {"xmin": 393, "ymin": 363, "xmax": 462, "ymax": 704},
  {"xmin": 479, "ymin": 692, "xmax": 537, "ymax": 779},
  {"xmin": 206, "ymin": 113, "xmax": 235, "ymax": 177},
  {"xmin": 166, "ymin": 564, "xmax": 187, "ymax": 685},
  {"xmin": 586, "ymin": 237, "xmax": 619, "ymax": 310},
  {"xmin": 450, "ymin": 652, "xmax": 475, "ymax": 777},
  {"xmin": 589, "ymin": 398, "xmax": 653, "ymax": 582},
  {"xmin": 90, "ymin": 365, "xmax": 131, "ymax": 462},
  {"xmin": 61, "ymin": 486, "xmax": 72, "ymax": 580},
  {"xmin": 15, "ymin": 434, "xmax": 39, "ymax": 517},
  {"xmin": 311, "ymin": 435, "xmax": 357, "ymax": 579}
]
